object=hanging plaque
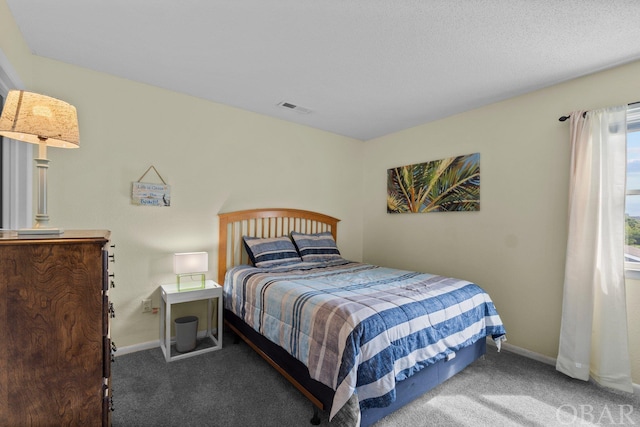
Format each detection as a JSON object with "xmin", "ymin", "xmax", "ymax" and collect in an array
[{"xmin": 132, "ymin": 166, "xmax": 171, "ymax": 207}]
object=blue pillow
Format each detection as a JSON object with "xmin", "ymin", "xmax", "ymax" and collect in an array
[
  {"xmin": 242, "ymin": 236, "xmax": 301, "ymax": 268},
  {"xmin": 290, "ymin": 231, "xmax": 341, "ymax": 262}
]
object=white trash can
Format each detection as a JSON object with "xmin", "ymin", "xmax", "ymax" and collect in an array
[{"xmin": 175, "ymin": 316, "xmax": 198, "ymax": 353}]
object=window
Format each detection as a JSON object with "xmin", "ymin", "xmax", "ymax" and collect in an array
[
  {"xmin": 0, "ymin": 48, "xmax": 31, "ymax": 230},
  {"xmin": 624, "ymin": 104, "xmax": 640, "ymax": 274}
]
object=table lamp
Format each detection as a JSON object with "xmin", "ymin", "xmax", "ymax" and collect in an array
[
  {"xmin": 174, "ymin": 252, "xmax": 208, "ymax": 291},
  {"xmin": 0, "ymin": 90, "xmax": 79, "ymax": 234}
]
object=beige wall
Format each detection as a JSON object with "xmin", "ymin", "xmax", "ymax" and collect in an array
[
  {"xmin": 362, "ymin": 60, "xmax": 640, "ymax": 384},
  {"xmin": 0, "ymin": 1, "xmax": 31, "ymax": 85},
  {"xmin": 43, "ymin": 62, "xmax": 365, "ymax": 347},
  {"xmin": 0, "ymin": 2, "xmax": 364, "ymax": 347}
]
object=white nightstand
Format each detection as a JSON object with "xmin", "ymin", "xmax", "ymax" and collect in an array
[{"xmin": 159, "ymin": 280, "xmax": 223, "ymax": 362}]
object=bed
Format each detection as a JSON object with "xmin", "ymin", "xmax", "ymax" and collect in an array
[{"xmin": 218, "ymin": 208, "xmax": 506, "ymax": 426}]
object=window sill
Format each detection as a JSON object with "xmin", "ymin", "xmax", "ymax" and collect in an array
[{"xmin": 625, "ymin": 268, "xmax": 640, "ymax": 280}]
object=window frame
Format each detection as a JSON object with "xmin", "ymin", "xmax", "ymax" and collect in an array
[
  {"xmin": 0, "ymin": 48, "xmax": 31, "ymax": 230},
  {"xmin": 624, "ymin": 104, "xmax": 640, "ymax": 278}
]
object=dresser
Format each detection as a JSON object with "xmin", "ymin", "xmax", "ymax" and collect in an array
[{"xmin": 0, "ymin": 230, "xmax": 114, "ymax": 426}]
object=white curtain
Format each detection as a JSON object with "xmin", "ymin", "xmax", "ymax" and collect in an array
[{"xmin": 556, "ymin": 105, "xmax": 633, "ymax": 393}]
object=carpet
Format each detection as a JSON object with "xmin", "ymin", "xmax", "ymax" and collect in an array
[{"xmin": 111, "ymin": 332, "xmax": 639, "ymax": 426}]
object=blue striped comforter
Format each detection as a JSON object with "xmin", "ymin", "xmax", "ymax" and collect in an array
[{"xmin": 224, "ymin": 259, "xmax": 506, "ymax": 421}]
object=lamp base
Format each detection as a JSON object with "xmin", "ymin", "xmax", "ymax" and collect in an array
[
  {"xmin": 177, "ymin": 273, "xmax": 205, "ymax": 292},
  {"xmin": 18, "ymin": 227, "xmax": 64, "ymax": 236}
]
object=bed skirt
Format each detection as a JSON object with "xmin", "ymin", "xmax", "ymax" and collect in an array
[{"xmin": 224, "ymin": 309, "xmax": 486, "ymax": 426}]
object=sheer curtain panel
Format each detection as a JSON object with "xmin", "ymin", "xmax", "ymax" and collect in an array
[{"xmin": 556, "ymin": 105, "xmax": 633, "ymax": 393}]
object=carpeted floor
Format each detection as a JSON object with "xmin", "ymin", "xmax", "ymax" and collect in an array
[{"xmin": 112, "ymin": 331, "xmax": 640, "ymax": 426}]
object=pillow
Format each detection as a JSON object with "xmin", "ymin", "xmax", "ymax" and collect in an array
[
  {"xmin": 290, "ymin": 231, "xmax": 342, "ymax": 262},
  {"xmin": 242, "ymin": 236, "xmax": 301, "ymax": 268}
]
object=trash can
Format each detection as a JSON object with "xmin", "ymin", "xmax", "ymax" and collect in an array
[{"xmin": 175, "ymin": 316, "xmax": 198, "ymax": 353}]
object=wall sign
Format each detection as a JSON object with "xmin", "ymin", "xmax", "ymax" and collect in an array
[{"xmin": 132, "ymin": 165, "xmax": 171, "ymax": 207}]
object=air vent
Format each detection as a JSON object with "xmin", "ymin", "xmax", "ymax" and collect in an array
[{"xmin": 277, "ymin": 101, "xmax": 312, "ymax": 114}]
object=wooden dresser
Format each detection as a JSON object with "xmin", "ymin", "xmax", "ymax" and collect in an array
[{"xmin": 0, "ymin": 230, "xmax": 114, "ymax": 426}]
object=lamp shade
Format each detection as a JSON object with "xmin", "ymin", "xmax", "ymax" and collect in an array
[
  {"xmin": 0, "ymin": 90, "xmax": 79, "ymax": 148},
  {"xmin": 173, "ymin": 252, "xmax": 209, "ymax": 274}
]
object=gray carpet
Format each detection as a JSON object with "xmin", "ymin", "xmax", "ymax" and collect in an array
[{"xmin": 112, "ymin": 331, "xmax": 640, "ymax": 426}]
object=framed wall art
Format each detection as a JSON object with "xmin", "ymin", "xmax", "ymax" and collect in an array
[{"xmin": 387, "ymin": 153, "xmax": 480, "ymax": 213}]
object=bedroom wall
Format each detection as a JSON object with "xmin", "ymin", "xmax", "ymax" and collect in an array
[
  {"xmin": 362, "ymin": 59, "xmax": 640, "ymax": 385},
  {"xmin": 0, "ymin": 3, "xmax": 364, "ymax": 348},
  {"xmin": 0, "ymin": 1, "xmax": 31, "ymax": 86}
]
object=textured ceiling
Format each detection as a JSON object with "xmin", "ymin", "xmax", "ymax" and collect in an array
[{"xmin": 6, "ymin": 1, "xmax": 640, "ymax": 140}]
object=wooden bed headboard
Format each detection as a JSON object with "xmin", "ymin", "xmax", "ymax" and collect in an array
[{"xmin": 217, "ymin": 208, "xmax": 340, "ymax": 284}]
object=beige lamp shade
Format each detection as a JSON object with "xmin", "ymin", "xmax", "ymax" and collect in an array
[{"xmin": 0, "ymin": 90, "xmax": 79, "ymax": 148}]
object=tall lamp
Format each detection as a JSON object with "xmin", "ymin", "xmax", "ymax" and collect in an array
[{"xmin": 0, "ymin": 90, "xmax": 79, "ymax": 235}]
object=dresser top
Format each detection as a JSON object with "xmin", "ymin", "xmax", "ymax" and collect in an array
[{"xmin": 0, "ymin": 229, "xmax": 110, "ymax": 243}]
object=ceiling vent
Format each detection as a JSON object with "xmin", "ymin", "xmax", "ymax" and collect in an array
[{"xmin": 277, "ymin": 101, "xmax": 312, "ymax": 114}]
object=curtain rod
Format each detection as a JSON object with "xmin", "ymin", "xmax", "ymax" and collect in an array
[{"xmin": 558, "ymin": 101, "xmax": 640, "ymax": 122}]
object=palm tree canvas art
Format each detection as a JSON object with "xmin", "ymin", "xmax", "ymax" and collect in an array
[{"xmin": 387, "ymin": 153, "xmax": 480, "ymax": 213}]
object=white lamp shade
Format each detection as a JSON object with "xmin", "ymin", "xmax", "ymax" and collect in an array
[
  {"xmin": 173, "ymin": 252, "xmax": 208, "ymax": 274},
  {"xmin": 0, "ymin": 90, "xmax": 79, "ymax": 148}
]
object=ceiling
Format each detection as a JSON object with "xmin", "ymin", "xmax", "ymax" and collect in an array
[{"xmin": 6, "ymin": 1, "xmax": 640, "ymax": 141}]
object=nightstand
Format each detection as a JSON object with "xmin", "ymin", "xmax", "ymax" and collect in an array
[{"xmin": 159, "ymin": 280, "xmax": 223, "ymax": 362}]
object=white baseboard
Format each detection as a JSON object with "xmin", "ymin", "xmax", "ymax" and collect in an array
[
  {"xmin": 114, "ymin": 329, "xmax": 216, "ymax": 357},
  {"xmin": 487, "ymin": 338, "xmax": 640, "ymax": 398},
  {"xmin": 115, "ymin": 340, "xmax": 160, "ymax": 356},
  {"xmin": 486, "ymin": 338, "xmax": 556, "ymax": 366}
]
